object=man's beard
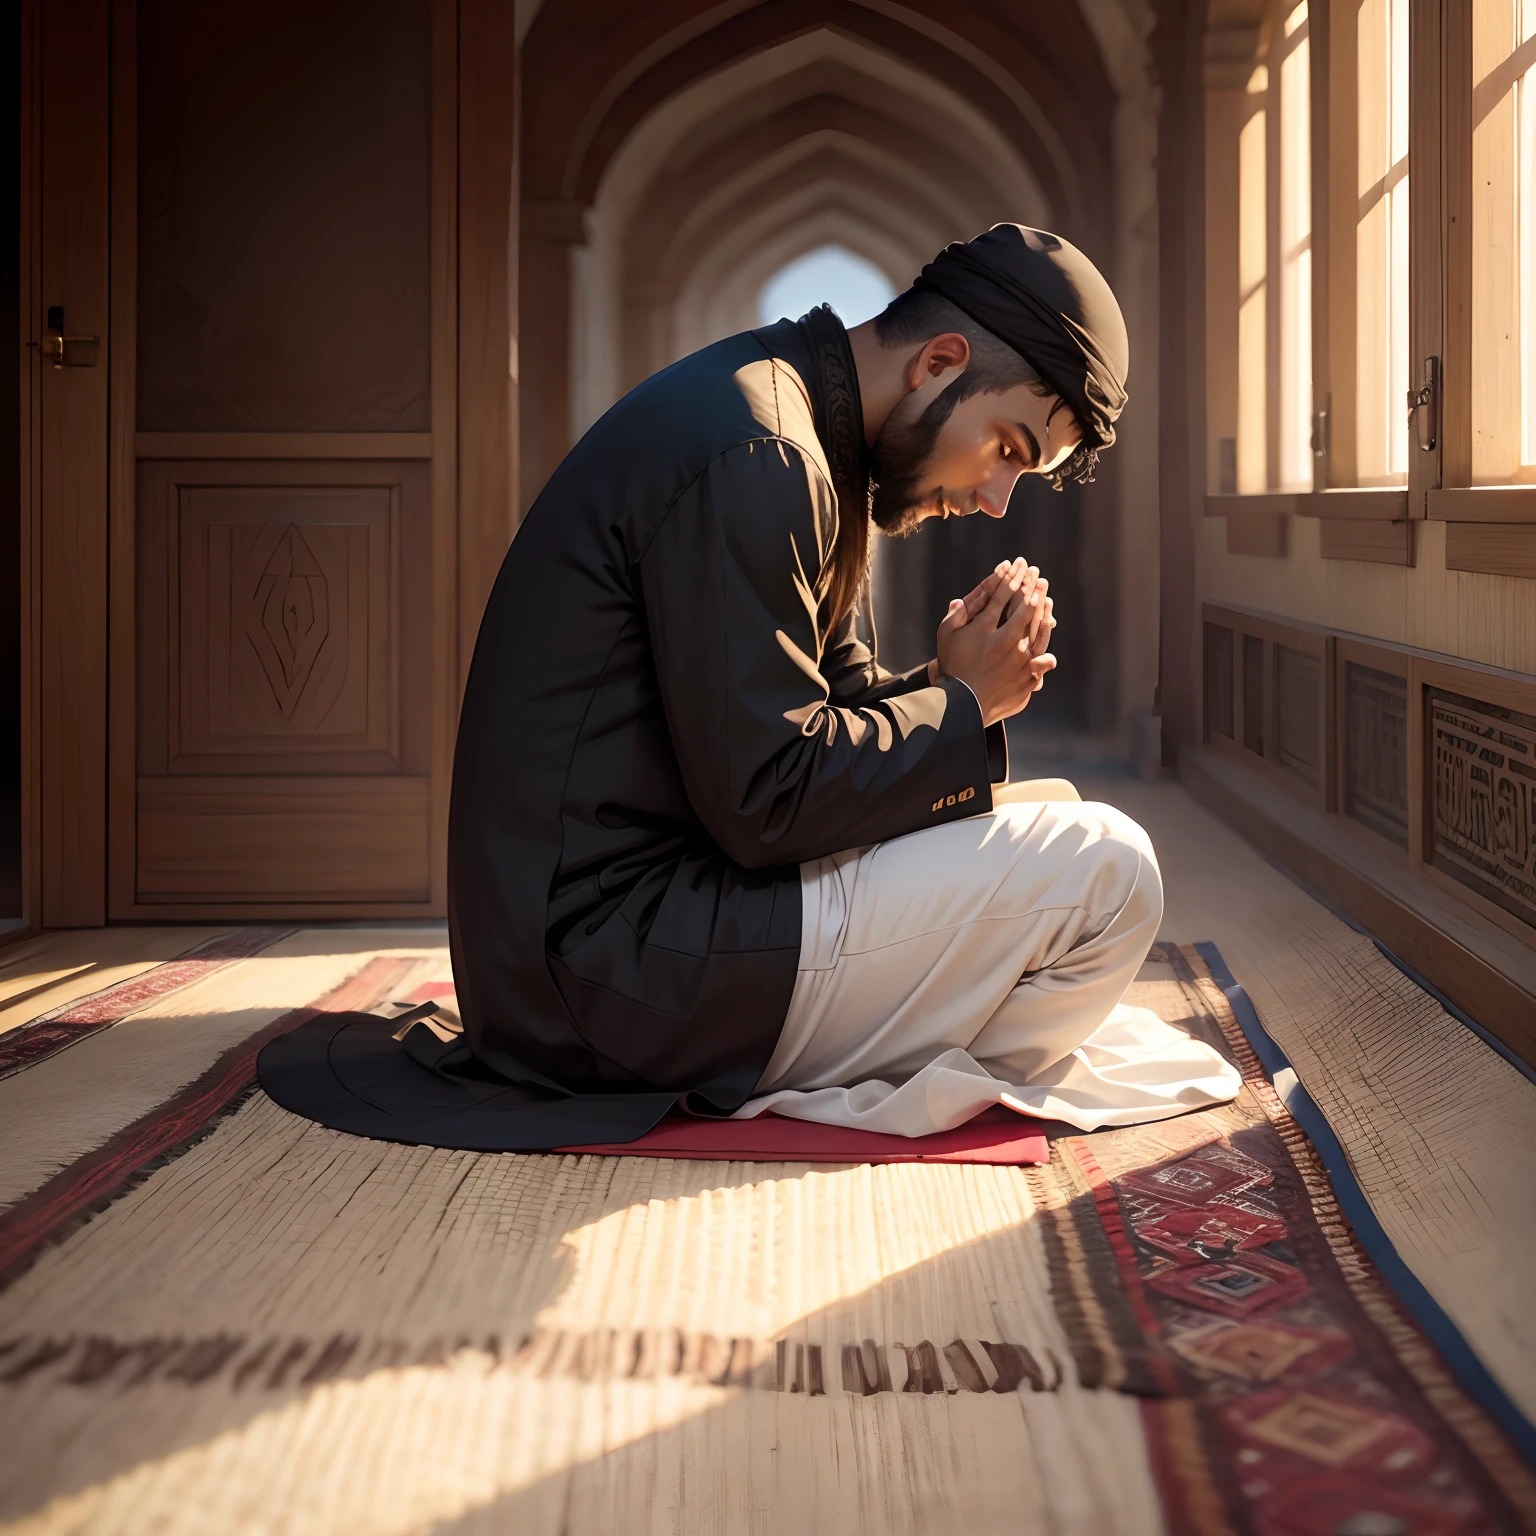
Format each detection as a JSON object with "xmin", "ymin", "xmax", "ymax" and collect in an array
[{"xmin": 869, "ymin": 384, "xmax": 971, "ymax": 537}]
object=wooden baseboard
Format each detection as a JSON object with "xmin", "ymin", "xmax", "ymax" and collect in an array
[{"xmin": 1183, "ymin": 748, "xmax": 1536, "ymax": 1067}]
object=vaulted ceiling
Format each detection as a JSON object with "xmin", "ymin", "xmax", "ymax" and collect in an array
[{"xmin": 520, "ymin": 1, "xmax": 1139, "ymax": 408}]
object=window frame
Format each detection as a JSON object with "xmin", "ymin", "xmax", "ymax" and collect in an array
[
  {"xmin": 1209, "ymin": 0, "xmax": 1521, "ymax": 563},
  {"xmin": 1425, "ymin": 0, "xmax": 1536, "ymax": 548},
  {"xmin": 1220, "ymin": 4, "xmax": 1318, "ymax": 499}
]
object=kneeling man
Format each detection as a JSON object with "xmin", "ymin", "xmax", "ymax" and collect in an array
[{"xmin": 260, "ymin": 225, "xmax": 1238, "ymax": 1150}]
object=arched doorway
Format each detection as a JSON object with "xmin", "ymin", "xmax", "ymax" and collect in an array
[
  {"xmin": 519, "ymin": 0, "xmax": 1159, "ymax": 752},
  {"xmin": 757, "ymin": 244, "xmax": 895, "ymax": 329}
]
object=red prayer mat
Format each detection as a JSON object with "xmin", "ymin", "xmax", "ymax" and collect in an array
[
  {"xmin": 390, "ymin": 980, "xmax": 1053, "ymax": 1165},
  {"xmin": 556, "ymin": 1103, "xmax": 1050, "ymax": 1165}
]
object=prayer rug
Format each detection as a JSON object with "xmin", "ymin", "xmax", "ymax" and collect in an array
[
  {"xmin": 379, "ymin": 982, "xmax": 1055, "ymax": 1165},
  {"xmin": 559, "ymin": 1103, "xmax": 1050, "ymax": 1165},
  {"xmin": 1, "ymin": 940, "xmax": 1533, "ymax": 1535}
]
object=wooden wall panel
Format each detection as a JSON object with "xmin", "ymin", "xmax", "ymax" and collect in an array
[
  {"xmin": 1226, "ymin": 512, "xmax": 1289, "ymax": 556},
  {"xmin": 135, "ymin": 0, "xmax": 431, "ymax": 432},
  {"xmin": 1275, "ymin": 644, "xmax": 1323, "ymax": 785},
  {"xmin": 1427, "ymin": 686, "xmax": 1536, "ymax": 930},
  {"xmin": 1204, "ymin": 621, "xmax": 1234, "ymax": 740},
  {"xmin": 1343, "ymin": 661, "xmax": 1409, "ymax": 847},
  {"xmin": 1209, "ymin": 602, "xmax": 1535, "ymax": 950},
  {"xmin": 1203, "ymin": 603, "xmax": 1337, "ymax": 817},
  {"xmin": 1242, "ymin": 634, "xmax": 1265, "ymax": 756}
]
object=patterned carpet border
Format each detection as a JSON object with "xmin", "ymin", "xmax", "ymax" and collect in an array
[
  {"xmin": 0, "ymin": 954, "xmax": 417, "ymax": 1293},
  {"xmin": 1194, "ymin": 939, "xmax": 1536, "ymax": 1469},
  {"xmin": 1097, "ymin": 942, "xmax": 1536, "ymax": 1534},
  {"xmin": 0, "ymin": 926, "xmax": 298, "ymax": 1082}
]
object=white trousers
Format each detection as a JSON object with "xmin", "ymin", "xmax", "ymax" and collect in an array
[{"xmin": 736, "ymin": 784, "xmax": 1240, "ymax": 1135}]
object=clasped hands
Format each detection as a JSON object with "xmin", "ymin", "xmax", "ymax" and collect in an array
[{"xmin": 924, "ymin": 557, "xmax": 1056, "ymax": 728}]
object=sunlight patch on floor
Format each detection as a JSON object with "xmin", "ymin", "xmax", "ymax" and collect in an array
[{"xmin": 532, "ymin": 1160, "xmax": 1043, "ymax": 1343}]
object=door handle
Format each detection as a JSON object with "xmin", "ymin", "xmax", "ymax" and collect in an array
[
  {"xmin": 32, "ymin": 333, "xmax": 100, "ymax": 369},
  {"xmin": 31, "ymin": 306, "xmax": 99, "ymax": 368}
]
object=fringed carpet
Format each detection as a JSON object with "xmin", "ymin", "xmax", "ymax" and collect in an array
[{"xmin": 0, "ymin": 938, "xmax": 1531, "ymax": 1534}]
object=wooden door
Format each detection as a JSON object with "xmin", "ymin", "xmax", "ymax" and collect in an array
[
  {"xmin": 28, "ymin": 0, "xmax": 112, "ymax": 926},
  {"xmin": 109, "ymin": 0, "xmax": 457, "ymax": 918}
]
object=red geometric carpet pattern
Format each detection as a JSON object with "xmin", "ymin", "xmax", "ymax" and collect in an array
[
  {"xmin": 1053, "ymin": 946, "xmax": 1536, "ymax": 1534},
  {"xmin": 0, "ymin": 954, "xmax": 418, "ymax": 1291},
  {"xmin": 0, "ymin": 926, "xmax": 296, "ymax": 1082}
]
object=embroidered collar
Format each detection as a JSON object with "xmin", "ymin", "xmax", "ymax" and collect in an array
[{"xmin": 796, "ymin": 304, "xmax": 872, "ymax": 514}]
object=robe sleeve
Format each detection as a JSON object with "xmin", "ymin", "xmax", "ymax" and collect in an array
[
  {"xmin": 821, "ymin": 613, "xmax": 1010, "ymax": 784},
  {"xmin": 638, "ymin": 438, "xmax": 995, "ymax": 869},
  {"xmin": 818, "ymin": 612, "xmax": 926, "ymax": 706}
]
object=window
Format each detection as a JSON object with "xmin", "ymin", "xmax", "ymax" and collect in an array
[
  {"xmin": 1211, "ymin": 0, "xmax": 1536, "ymax": 562},
  {"xmin": 1279, "ymin": 5, "xmax": 1313, "ymax": 488},
  {"xmin": 1472, "ymin": 0, "xmax": 1536, "ymax": 481},
  {"xmin": 1356, "ymin": 0, "xmax": 1410, "ymax": 484},
  {"xmin": 1238, "ymin": 69, "xmax": 1269, "ymax": 492},
  {"xmin": 1234, "ymin": 4, "xmax": 1313, "ymax": 496}
]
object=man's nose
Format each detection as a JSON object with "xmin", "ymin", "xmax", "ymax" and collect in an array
[{"xmin": 979, "ymin": 466, "xmax": 1023, "ymax": 517}]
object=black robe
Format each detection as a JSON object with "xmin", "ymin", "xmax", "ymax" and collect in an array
[{"xmin": 446, "ymin": 309, "xmax": 1006, "ymax": 1137}]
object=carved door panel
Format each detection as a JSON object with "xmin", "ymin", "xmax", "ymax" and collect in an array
[{"xmin": 114, "ymin": 0, "xmax": 453, "ymax": 917}]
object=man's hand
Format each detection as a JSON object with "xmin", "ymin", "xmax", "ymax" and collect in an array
[
  {"xmin": 928, "ymin": 558, "xmax": 1056, "ymax": 726},
  {"xmin": 925, "ymin": 559, "xmax": 1027, "ymax": 683}
]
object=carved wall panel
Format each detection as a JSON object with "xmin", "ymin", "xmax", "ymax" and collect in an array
[
  {"xmin": 132, "ymin": 459, "xmax": 435, "ymax": 910},
  {"xmin": 1204, "ymin": 622, "xmax": 1234, "ymax": 739},
  {"xmin": 136, "ymin": 460, "xmax": 431, "ymax": 783},
  {"xmin": 1344, "ymin": 664, "xmax": 1408, "ymax": 847},
  {"xmin": 1242, "ymin": 635, "xmax": 1264, "ymax": 756},
  {"xmin": 1430, "ymin": 687, "xmax": 1536, "ymax": 928},
  {"xmin": 174, "ymin": 486, "xmax": 396, "ymax": 761},
  {"xmin": 1274, "ymin": 645, "xmax": 1322, "ymax": 786}
]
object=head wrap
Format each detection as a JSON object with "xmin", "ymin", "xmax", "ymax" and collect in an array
[{"xmin": 913, "ymin": 224, "xmax": 1129, "ymax": 471}]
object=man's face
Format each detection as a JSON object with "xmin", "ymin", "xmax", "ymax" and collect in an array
[{"xmin": 870, "ymin": 377, "xmax": 1083, "ymax": 537}]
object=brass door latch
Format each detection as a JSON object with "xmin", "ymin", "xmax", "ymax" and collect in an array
[
  {"xmin": 30, "ymin": 305, "xmax": 99, "ymax": 369},
  {"xmin": 1407, "ymin": 357, "xmax": 1438, "ymax": 454}
]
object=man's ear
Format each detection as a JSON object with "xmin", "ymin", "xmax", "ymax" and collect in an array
[{"xmin": 905, "ymin": 331, "xmax": 971, "ymax": 391}]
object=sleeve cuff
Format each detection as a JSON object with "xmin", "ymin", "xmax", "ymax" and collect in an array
[
  {"xmin": 941, "ymin": 676, "xmax": 1007, "ymax": 786},
  {"xmin": 984, "ymin": 720, "xmax": 1009, "ymax": 784}
]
